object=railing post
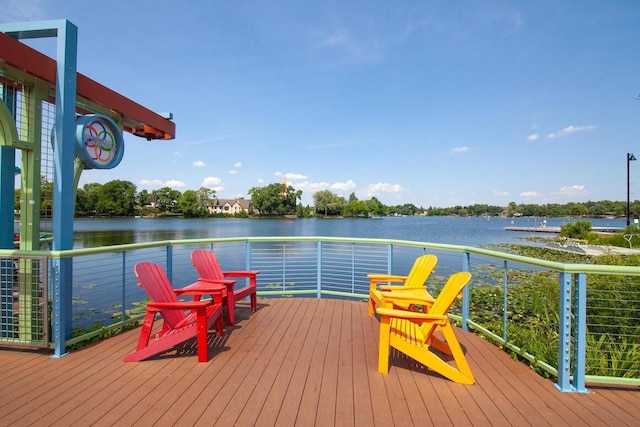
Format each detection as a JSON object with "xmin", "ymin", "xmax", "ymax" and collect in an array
[
  {"xmin": 503, "ymin": 260, "xmax": 508, "ymax": 342},
  {"xmin": 556, "ymin": 272, "xmax": 575, "ymax": 392},
  {"xmin": 317, "ymin": 242, "xmax": 322, "ymax": 299},
  {"xmin": 282, "ymin": 242, "xmax": 287, "ymax": 294},
  {"xmin": 461, "ymin": 251, "xmax": 471, "ymax": 331},
  {"xmin": 121, "ymin": 251, "xmax": 126, "ymax": 324},
  {"xmin": 573, "ymin": 272, "xmax": 588, "ymax": 393},
  {"xmin": 387, "ymin": 244, "xmax": 393, "ymax": 275},
  {"xmin": 166, "ymin": 245, "xmax": 173, "ymax": 283},
  {"xmin": 351, "ymin": 243, "xmax": 356, "ymax": 294},
  {"xmin": 245, "ymin": 241, "xmax": 252, "ymax": 270}
]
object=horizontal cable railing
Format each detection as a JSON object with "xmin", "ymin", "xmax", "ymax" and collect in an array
[{"xmin": 1, "ymin": 236, "xmax": 639, "ymax": 392}]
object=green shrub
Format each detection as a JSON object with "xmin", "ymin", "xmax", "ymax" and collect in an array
[{"xmin": 559, "ymin": 221, "xmax": 593, "ymax": 240}]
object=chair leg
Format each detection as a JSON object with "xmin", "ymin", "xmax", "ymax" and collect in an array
[
  {"xmin": 196, "ymin": 307, "xmax": 209, "ymax": 362},
  {"xmin": 250, "ymin": 292, "xmax": 257, "ymax": 312},
  {"xmin": 440, "ymin": 324, "xmax": 474, "ymax": 384},
  {"xmin": 368, "ymin": 297, "xmax": 375, "ymax": 316},
  {"xmin": 377, "ymin": 315, "xmax": 391, "ymax": 374}
]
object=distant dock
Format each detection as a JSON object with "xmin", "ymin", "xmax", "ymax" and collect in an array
[{"xmin": 505, "ymin": 226, "xmax": 623, "ymax": 234}]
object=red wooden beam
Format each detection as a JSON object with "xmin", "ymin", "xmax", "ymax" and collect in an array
[{"xmin": 0, "ymin": 31, "xmax": 175, "ymax": 140}]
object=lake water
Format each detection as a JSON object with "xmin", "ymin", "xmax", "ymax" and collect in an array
[
  {"xmin": 65, "ymin": 215, "xmax": 627, "ymax": 328},
  {"xmin": 72, "ymin": 216, "xmax": 628, "ymax": 249}
]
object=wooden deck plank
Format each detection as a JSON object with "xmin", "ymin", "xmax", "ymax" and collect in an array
[
  {"xmin": 213, "ymin": 298, "xmax": 309, "ymax": 426},
  {"xmin": 273, "ymin": 299, "xmax": 328, "ymax": 426},
  {"xmin": 254, "ymin": 298, "xmax": 320, "ymax": 425},
  {"xmin": 190, "ymin": 299, "xmax": 298, "ymax": 425},
  {"xmin": 315, "ymin": 299, "xmax": 344, "ymax": 426},
  {"xmin": 150, "ymin": 304, "xmax": 271, "ymax": 425},
  {"xmin": 1, "ymin": 298, "xmax": 638, "ymax": 427},
  {"xmin": 350, "ymin": 298, "xmax": 375, "ymax": 427},
  {"xmin": 458, "ymin": 330, "xmax": 544, "ymax": 426},
  {"xmin": 362, "ymin": 312, "xmax": 396, "ymax": 426},
  {"xmin": 297, "ymin": 298, "xmax": 337, "ymax": 425}
]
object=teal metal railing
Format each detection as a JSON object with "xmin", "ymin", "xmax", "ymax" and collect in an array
[{"xmin": 1, "ymin": 236, "xmax": 639, "ymax": 393}]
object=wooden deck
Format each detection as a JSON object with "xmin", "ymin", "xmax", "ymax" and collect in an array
[{"xmin": 1, "ymin": 298, "xmax": 639, "ymax": 426}]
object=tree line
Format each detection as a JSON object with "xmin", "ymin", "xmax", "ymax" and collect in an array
[{"xmin": 17, "ymin": 178, "xmax": 640, "ymax": 219}]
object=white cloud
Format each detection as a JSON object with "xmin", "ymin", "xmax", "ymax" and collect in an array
[
  {"xmin": 285, "ymin": 172, "xmax": 308, "ymax": 180},
  {"xmin": 451, "ymin": 146, "xmax": 470, "ymax": 153},
  {"xmin": 201, "ymin": 176, "xmax": 224, "ymax": 191},
  {"xmin": 165, "ymin": 180, "xmax": 186, "ymax": 188},
  {"xmin": 257, "ymin": 178, "xmax": 265, "ymax": 183},
  {"xmin": 137, "ymin": 179, "xmax": 186, "ymax": 189},
  {"xmin": 138, "ymin": 179, "xmax": 164, "ymax": 188},
  {"xmin": 365, "ymin": 182, "xmax": 407, "ymax": 197},
  {"xmin": 295, "ymin": 181, "xmax": 331, "ymax": 193},
  {"xmin": 330, "ymin": 180, "xmax": 357, "ymax": 191},
  {"xmin": 520, "ymin": 191, "xmax": 540, "ymax": 198},
  {"xmin": 556, "ymin": 184, "xmax": 588, "ymax": 197},
  {"xmin": 193, "ymin": 160, "xmax": 206, "ymax": 167},
  {"xmin": 234, "ymin": 162, "xmax": 242, "ymax": 168},
  {"xmin": 526, "ymin": 134, "xmax": 539, "ymax": 141},
  {"xmin": 274, "ymin": 171, "xmax": 283, "ymax": 176},
  {"xmin": 229, "ymin": 170, "xmax": 238, "ymax": 175},
  {"xmin": 547, "ymin": 125, "xmax": 596, "ymax": 139},
  {"xmin": 492, "ymin": 190, "xmax": 510, "ymax": 197},
  {"xmin": 173, "ymin": 151, "xmax": 183, "ymax": 157}
]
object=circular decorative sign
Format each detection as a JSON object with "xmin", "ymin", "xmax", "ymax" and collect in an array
[{"xmin": 75, "ymin": 114, "xmax": 124, "ymax": 169}]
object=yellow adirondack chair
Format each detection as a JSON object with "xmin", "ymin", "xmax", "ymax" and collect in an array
[
  {"xmin": 376, "ymin": 271, "xmax": 475, "ymax": 384},
  {"xmin": 367, "ymin": 254, "xmax": 437, "ymax": 316}
]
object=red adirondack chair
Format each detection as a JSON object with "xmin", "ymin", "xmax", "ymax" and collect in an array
[
  {"xmin": 123, "ymin": 262, "xmax": 224, "ymax": 362},
  {"xmin": 190, "ymin": 249, "xmax": 259, "ymax": 326}
]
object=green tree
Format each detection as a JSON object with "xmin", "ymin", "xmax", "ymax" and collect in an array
[
  {"xmin": 560, "ymin": 221, "xmax": 593, "ymax": 240},
  {"xmin": 365, "ymin": 197, "xmax": 387, "ymax": 216},
  {"xmin": 95, "ymin": 180, "xmax": 136, "ymax": 216},
  {"xmin": 178, "ymin": 189, "xmax": 201, "ymax": 217},
  {"xmin": 313, "ymin": 190, "xmax": 347, "ymax": 216},
  {"xmin": 196, "ymin": 187, "xmax": 216, "ymax": 214},
  {"xmin": 82, "ymin": 182, "xmax": 103, "ymax": 215},
  {"xmin": 152, "ymin": 187, "xmax": 182, "ymax": 215},
  {"xmin": 344, "ymin": 199, "xmax": 368, "ymax": 217},
  {"xmin": 249, "ymin": 182, "xmax": 301, "ymax": 215}
]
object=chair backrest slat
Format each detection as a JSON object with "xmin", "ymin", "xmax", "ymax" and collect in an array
[
  {"xmin": 191, "ymin": 249, "xmax": 225, "ymax": 281},
  {"xmin": 404, "ymin": 254, "xmax": 437, "ymax": 288},
  {"xmin": 134, "ymin": 262, "xmax": 186, "ymax": 329}
]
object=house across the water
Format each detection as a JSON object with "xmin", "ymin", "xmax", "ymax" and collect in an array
[{"xmin": 206, "ymin": 198, "xmax": 252, "ymax": 215}]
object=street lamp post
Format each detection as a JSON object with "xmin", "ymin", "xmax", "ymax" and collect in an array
[{"xmin": 627, "ymin": 153, "xmax": 636, "ymax": 226}]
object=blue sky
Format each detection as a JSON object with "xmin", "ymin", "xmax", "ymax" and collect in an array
[{"xmin": 3, "ymin": 1, "xmax": 640, "ymax": 207}]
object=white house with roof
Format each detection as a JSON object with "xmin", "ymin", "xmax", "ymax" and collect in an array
[{"xmin": 206, "ymin": 198, "xmax": 252, "ymax": 215}]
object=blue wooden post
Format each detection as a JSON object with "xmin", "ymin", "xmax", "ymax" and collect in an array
[
  {"xmin": 502, "ymin": 260, "xmax": 508, "ymax": 342},
  {"xmin": 316, "ymin": 241, "xmax": 322, "ymax": 299},
  {"xmin": 573, "ymin": 273, "xmax": 588, "ymax": 393},
  {"xmin": 461, "ymin": 251, "xmax": 471, "ymax": 331},
  {"xmin": 245, "ymin": 241, "xmax": 252, "ymax": 270},
  {"xmin": 1, "ymin": 20, "xmax": 79, "ymax": 358},
  {"xmin": 0, "ymin": 88, "xmax": 17, "ymax": 337},
  {"xmin": 166, "ymin": 245, "xmax": 173, "ymax": 283},
  {"xmin": 555, "ymin": 272, "xmax": 574, "ymax": 392}
]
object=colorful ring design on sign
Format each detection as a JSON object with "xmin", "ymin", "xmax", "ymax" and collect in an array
[{"xmin": 75, "ymin": 114, "xmax": 124, "ymax": 169}]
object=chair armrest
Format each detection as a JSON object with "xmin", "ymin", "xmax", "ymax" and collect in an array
[
  {"xmin": 367, "ymin": 274, "xmax": 408, "ymax": 283},
  {"xmin": 378, "ymin": 285, "xmax": 429, "ymax": 291},
  {"xmin": 191, "ymin": 278, "xmax": 236, "ymax": 286},
  {"xmin": 376, "ymin": 307, "xmax": 447, "ymax": 323},
  {"xmin": 147, "ymin": 300, "xmax": 211, "ymax": 311},
  {"xmin": 380, "ymin": 291, "xmax": 435, "ymax": 305},
  {"xmin": 223, "ymin": 271, "xmax": 260, "ymax": 279}
]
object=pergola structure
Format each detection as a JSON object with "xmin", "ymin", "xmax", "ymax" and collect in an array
[{"xmin": 0, "ymin": 20, "xmax": 175, "ymax": 357}]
